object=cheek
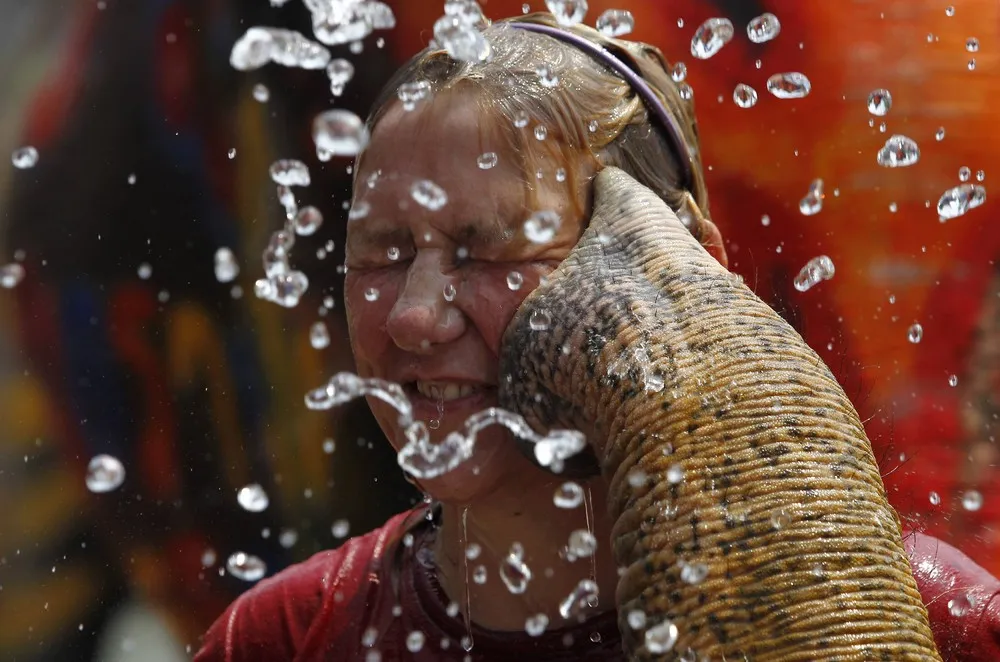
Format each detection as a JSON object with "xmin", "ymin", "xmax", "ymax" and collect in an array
[
  {"xmin": 344, "ymin": 270, "xmax": 402, "ymax": 374},
  {"xmin": 460, "ymin": 262, "xmax": 557, "ymax": 354}
]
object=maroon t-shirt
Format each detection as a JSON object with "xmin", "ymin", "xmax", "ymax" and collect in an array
[{"xmin": 194, "ymin": 504, "xmax": 1000, "ymax": 661}]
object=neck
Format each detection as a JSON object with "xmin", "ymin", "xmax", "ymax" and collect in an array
[{"xmin": 431, "ymin": 472, "xmax": 619, "ymax": 632}]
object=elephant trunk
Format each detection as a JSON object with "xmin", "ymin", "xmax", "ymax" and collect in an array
[{"xmin": 498, "ymin": 167, "xmax": 940, "ymax": 660}]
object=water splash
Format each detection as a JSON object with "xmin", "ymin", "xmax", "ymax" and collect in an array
[{"xmin": 305, "ymin": 373, "xmax": 586, "ymax": 478}]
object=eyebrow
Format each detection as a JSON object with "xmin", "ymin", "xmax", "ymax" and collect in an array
[{"xmin": 349, "ymin": 208, "xmax": 512, "ymax": 251}]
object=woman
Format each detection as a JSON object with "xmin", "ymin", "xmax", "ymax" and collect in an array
[{"xmin": 196, "ymin": 12, "xmax": 999, "ymax": 661}]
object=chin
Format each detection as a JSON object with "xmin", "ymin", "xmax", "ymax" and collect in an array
[{"xmin": 414, "ymin": 426, "xmax": 526, "ymax": 505}]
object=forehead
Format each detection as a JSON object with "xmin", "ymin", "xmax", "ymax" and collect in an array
[{"xmin": 351, "ymin": 91, "xmax": 575, "ymax": 245}]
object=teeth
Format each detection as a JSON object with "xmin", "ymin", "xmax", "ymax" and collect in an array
[{"xmin": 415, "ymin": 381, "xmax": 476, "ymax": 401}]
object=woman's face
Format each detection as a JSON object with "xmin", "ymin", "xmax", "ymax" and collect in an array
[{"xmin": 345, "ymin": 91, "xmax": 591, "ymax": 503}]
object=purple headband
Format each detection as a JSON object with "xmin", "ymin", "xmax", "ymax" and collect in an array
[{"xmin": 509, "ymin": 21, "xmax": 695, "ymax": 193}]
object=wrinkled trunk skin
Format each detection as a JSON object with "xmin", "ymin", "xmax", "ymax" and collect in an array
[{"xmin": 498, "ymin": 168, "xmax": 941, "ymax": 661}]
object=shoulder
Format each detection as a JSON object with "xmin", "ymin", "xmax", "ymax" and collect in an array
[{"xmin": 193, "ymin": 509, "xmax": 417, "ymax": 662}]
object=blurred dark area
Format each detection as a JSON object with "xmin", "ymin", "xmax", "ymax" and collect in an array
[{"xmin": 1, "ymin": 2, "xmax": 415, "ymax": 660}]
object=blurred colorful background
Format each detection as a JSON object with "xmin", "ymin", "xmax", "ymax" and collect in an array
[{"xmin": 0, "ymin": 0, "xmax": 997, "ymax": 660}]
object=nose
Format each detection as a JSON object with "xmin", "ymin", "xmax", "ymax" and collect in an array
[{"xmin": 385, "ymin": 252, "xmax": 466, "ymax": 353}]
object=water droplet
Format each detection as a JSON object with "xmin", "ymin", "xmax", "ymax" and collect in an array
[
  {"xmin": 670, "ymin": 62, "xmax": 687, "ymax": 82},
  {"xmin": 500, "ymin": 542, "xmax": 533, "ymax": 594},
  {"xmin": 567, "ymin": 530, "xmax": 597, "ymax": 557},
  {"xmin": 766, "ymin": 72, "xmax": 811, "ymax": 99},
  {"xmin": 322, "ymin": 438, "xmax": 336, "ymax": 454},
  {"xmin": 362, "ymin": 626, "xmax": 379, "ymax": 647},
  {"xmin": 677, "ymin": 83, "xmax": 693, "ymax": 101},
  {"xmin": 690, "ymin": 17, "xmax": 734, "ymax": 59},
  {"xmin": 405, "ymin": 630, "xmax": 425, "ymax": 652},
  {"xmin": 948, "ymin": 594, "xmax": 972, "ymax": 617},
  {"xmin": 500, "ymin": 271, "xmax": 524, "ymax": 292},
  {"xmin": 962, "ymin": 490, "xmax": 983, "ymax": 511},
  {"xmin": 667, "ymin": 464, "xmax": 685, "ymax": 484},
  {"xmin": 230, "ymin": 27, "xmax": 330, "ymax": 71},
  {"xmin": 761, "ymin": 214, "xmax": 771, "ymax": 226},
  {"xmin": 86, "ymin": 454, "xmax": 126, "ymax": 493},
  {"xmin": 529, "ymin": 309, "xmax": 551, "ymax": 331},
  {"xmin": 513, "ymin": 110, "xmax": 530, "ymax": 128},
  {"xmin": 292, "ymin": 206, "xmax": 323, "ymax": 236},
  {"xmin": 771, "ymin": 508, "xmax": 791, "ymax": 529},
  {"xmin": 364, "ymin": 287, "xmax": 380, "ymax": 302},
  {"xmin": 867, "ymin": 89, "xmax": 892, "ymax": 116},
  {"xmin": 252, "ymin": 83, "xmax": 270, "ymax": 102},
  {"xmin": 226, "ymin": 552, "xmax": 266, "ymax": 581},
  {"xmin": 313, "ymin": 109, "xmax": 369, "ymax": 157},
  {"xmin": 945, "ymin": 6, "xmax": 955, "ymax": 17},
  {"xmin": 536, "ymin": 63, "xmax": 560, "ymax": 88},
  {"xmin": 11, "ymin": 146, "xmax": 38, "ymax": 169},
  {"xmin": 237, "ymin": 483, "xmax": 270, "ymax": 512},
  {"xmin": 477, "ymin": 152, "xmax": 498, "ymax": 169},
  {"xmin": 558, "ymin": 579, "xmax": 599, "ymax": 619},
  {"xmin": 596, "ymin": 8, "xmax": 633, "ymax": 37},
  {"xmin": 442, "ymin": 283, "xmax": 457, "ymax": 302},
  {"xmin": 793, "ymin": 255, "xmax": 835, "ymax": 292},
  {"xmin": 312, "ymin": 0, "xmax": 395, "ymax": 46},
  {"xmin": 746, "ymin": 12, "xmax": 781, "ymax": 44},
  {"xmin": 269, "ymin": 159, "xmax": 311, "ymax": 187},
  {"xmin": 525, "ymin": 613, "xmax": 549, "ymax": 636},
  {"xmin": 214, "ymin": 247, "xmax": 239, "ymax": 283},
  {"xmin": 976, "ymin": 170, "xmax": 985, "ymax": 182},
  {"xmin": 644, "ymin": 620, "xmax": 679, "ymax": 654},
  {"xmin": 533, "ymin": 124, "xmax": 548, "ymax": 141},
  {"xmin": 465, "ymin": 542, "xmax": 481, "ymax": 560},
  {"xmin": 799, "ymin": 178, "xmax": 825, "ymax": 215},
  {"xmin": 310, "ymin": 321, "xmax": 331, "ymax": 349},
  {"xmin": 326, "ymin": 58, "xmax": 354, "ymax": 95},
  {"xmin": 958, "ymin": 166, "xmax": 971, "ymax": 182},
  {"xmin": 966, "ymin": 37, "xmax": 979, "ymax": 53},
  {"xmin": 398, "ymin": 80, "xmax": 432, "ymax": 111},
  {"xmin": 907, "ymin": 323, "xmax": 923, "ymax": 343},
  {"xmin": 332, "ymin": 519, "xmax": 350, "ymax": 538},
  {"xmin": 546, "ymin": 0, "xmax": 588, "ymax": 26},
  {"xmin": 968, "ymin": 58, "xmax": 977, "ymax": 71},
  {"xmin": 877, "ymin": 134, "xmax": 920, "ymax": 168},
  {"xmin": 227, "ymin": 147, "xmax": 237, "ymax": 160},
  {"xmin": 433, "ymin": 15, "xmax": 491, "ymax": 63},
  {"xmin": 472, "ymin": 565, "xmax": 487, "ymax": 584},
  {"xmin": 627, "ymin": 469, "xmax": 648, "ymax": 488},
  {"xmin": 627, "ymin": 610, "xmax": 647, "ymax": 630},
  {"xmin": 554, "ymin": 482, "xmax": 584, "ymax": 508},
  {"xmin": 929, "ymin": 491, "xmax": 941, "ymax": 505},
  {"xmin": 936, "ymin": 127, "xmax": 946, "ymax": 141},
  {"xmin": 135, "ymin": 262, "xmax": 152, "ymax": 280},
  {"xmin": 937, "ymin": 184, "xmax": 986, "ymax": 220},
  {"xmin": 411, "ymin": 179, "xmax": 448, "ymax": 210},
  {"xmin": 733, "ymin": 83, "xmax": 758, "ymax": 108},
  {"xmin": 680, "ymin": 562, "xmax": 709, "ymax": 585},
  {"xmin": 523, "ymin": 210, "xmax": 560, "ymax": 243}
]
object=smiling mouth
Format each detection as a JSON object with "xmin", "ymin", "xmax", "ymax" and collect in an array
[{"xmin": 406, "ymin": 381, "xmax": 497, "ymax": 405}]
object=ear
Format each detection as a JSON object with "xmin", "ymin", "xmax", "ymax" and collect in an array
[
  {"xmin": 678, "ymin": 191, "xmax": 729, "ymax": 270},
  {"xmin": 699, "ymin": 217, "xmax": 729, "ymax": 269}
]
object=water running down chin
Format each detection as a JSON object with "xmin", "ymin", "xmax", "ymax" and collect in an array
[{"xmin": 498, "ymin": 167, "xmax": 941, "ymax": 660}]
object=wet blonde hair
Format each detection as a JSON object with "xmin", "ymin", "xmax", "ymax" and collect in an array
[{"xmin": 361, "ymin": 11, "xmax": 710, "ymax": 229}]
